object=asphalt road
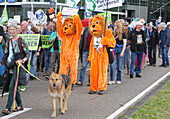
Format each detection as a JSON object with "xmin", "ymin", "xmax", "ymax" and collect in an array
[{"xmin": 0, "ymin": 56, "xmax": 170, "ymax": 119}]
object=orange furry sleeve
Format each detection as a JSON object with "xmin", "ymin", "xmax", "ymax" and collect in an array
[
  {"xmin": 73, "ymin": 14, "xmax": 83, "ymax": 40},
  {"xmin": 57, "ymin": 12, "xmax": 64, "ymax": 39},
  {"xmin": 101, "ymin": 30, "xmax": 116, "ymax": 48}
]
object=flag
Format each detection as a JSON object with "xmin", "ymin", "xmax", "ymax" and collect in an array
[
  {"xmin": 67, "ymin": 0, "xmax": 81, "ymax": 8},
  {"xmin": 1, "ymin": 6, "xmax": 8, "ymax": 25},
  {"xmin": 86, "ymin": 0, "xmax": 123, "ymax": 12}
]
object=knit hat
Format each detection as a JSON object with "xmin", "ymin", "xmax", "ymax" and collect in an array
[{"xmin": 8, "ymin": 19, "xmax": 18, "ymax": 29}]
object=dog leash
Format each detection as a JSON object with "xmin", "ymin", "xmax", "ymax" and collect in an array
[
  {"xmin": 19, "ymin": 62, "xmax": 44, "ymax": 82},
  {"xmin": 12, "ymin": 61, "xmax": 20, "ymax": 110},
  {"xmin": 12, "ymin": 61, "xmax": 45, "ymax": 110}
]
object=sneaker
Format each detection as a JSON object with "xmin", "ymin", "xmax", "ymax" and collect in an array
[
  {"xmin": 130, "ymin": 74, "xmax": 133, "ymax": 78},
  {"xmin": 20, "ymin": 86, "xmax": 26, "ymax": 92},
  {"xmin": 87, "ymin": 83, "xmax": 90, "ymax": 86},
  {"xmin": 75, "ymin": 81, "xmax": 83, "ymax": 86},
  {"xmin": 116, "ymin": 81, "xmax": 121, "ymax": 84},
  {"xmin": 136, "ymin": 74, "xmax": 142, "ymax": 78},
  {"xmin": 43, "ymin": 72, "xmax": 48, "ymax": 77},
  {"xmin": 159, "ymin": 64, "xmax": 166, "ymax": 67},
  {"xmin": 45, "ymin": 75, "xmax": 49, "ymax": 79},
  {"xmin": 127, "ymin": 70, "xmax": 130, "ymax": 75},
  {"xmin": 108, "ymin": 81, "xmax": 116, "ymax": 85},
  {"xmin": 88, "ymin": 91, "xmax": 97, "ymax": 94},
  {"xmin": 98, "ymin": 90, "xmax": 105, "ymax": 95}
]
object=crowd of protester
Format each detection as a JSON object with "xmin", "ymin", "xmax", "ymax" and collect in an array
[{"xmin": 0, "ymin": 17, "xmax": 170, "ymax": 115}]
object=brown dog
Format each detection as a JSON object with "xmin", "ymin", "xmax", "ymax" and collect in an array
[{"xmin": 48, "ymin": 72, "xmax": 72, "ymax": 118}]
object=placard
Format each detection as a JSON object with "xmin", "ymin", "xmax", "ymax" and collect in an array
[
  {"xmin": 62, "ymin": 7, "xmax": 79, "ymax": 16},
  {"xmin": 18, "ymin": 34, "xmax": 40, "ymax": 51}
]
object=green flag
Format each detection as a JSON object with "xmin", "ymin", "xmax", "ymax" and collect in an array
[{"xmin": 1, "ymin": 6, "xmax": 8, "ymax": 25}]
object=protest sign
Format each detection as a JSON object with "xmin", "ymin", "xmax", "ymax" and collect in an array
[
  {"xmin": 62, "ymin": 7, "xmax": 79, "ymax": 16},
  {"xmin": 18, "ymin": 34, "xmax": 40, "ymax": 51},
  {"xmin": 14, "ymin": 15, "xmax": 20, "ymax": 24},
  {"xmin": 41, "ymin": 35, "xmax": 52, "ymax": 48}
]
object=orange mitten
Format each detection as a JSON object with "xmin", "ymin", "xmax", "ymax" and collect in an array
[{"xmin": 100, "ymin": 37, "xmax": 109, "ymax": 45}]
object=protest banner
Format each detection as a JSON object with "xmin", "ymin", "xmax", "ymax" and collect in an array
[
  {"xmin": 18, "ymin": 34, "xmax": 40, "ymax": 51},
  {"xmin": 62, "ymin": 7, "xmax": 79, "ymax": 16},
  {"xmin": 41, "ymin": 35, "xmax": 52, "ymax": 48},
  {"xmin": 86, "ymin": 0, "xmax": 122, "ymax": 11},
  {"xmin": 1, "ymin": 6, "xmax": 8, "ymax": 25},
  {"xmin": 67, "ymin": 0, "xmax": 80, "ymax": 8}
]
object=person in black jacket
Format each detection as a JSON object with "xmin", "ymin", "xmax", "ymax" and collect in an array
[
  {"xmin": 128, "ymin": 21, "xmax": 146, "ymax": 78},
  {"xmin": 76, "ymin": 27, "xmax": 92, "ymax": 86},
  {"xmin": 147, "ymin": 23, "xmax": 159, "ymax": 66}
]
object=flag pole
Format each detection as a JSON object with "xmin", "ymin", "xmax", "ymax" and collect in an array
[
  {"xmin": 103, "ymin": 0, "xmax": 108, "ymax": 51},
  {"xmin": 104, "ymin": 0, "xmax": 108, "ymax": 37}
]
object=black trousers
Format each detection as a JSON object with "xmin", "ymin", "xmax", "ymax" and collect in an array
[{"xmin": 148, "ymin": 45, "xmax": 156, "ymax": 65}]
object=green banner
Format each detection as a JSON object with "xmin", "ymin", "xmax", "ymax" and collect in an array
[
  {"xmin": 18, "ymin": 34, "xmax": 40, "ymax": 51},
  {"xmin": 41, "ymin": 35, "xmax": 52, "ymax": 48},
  {"xmin": 1, "ymin": 6, "xmax": 8, "ymax": 25}
]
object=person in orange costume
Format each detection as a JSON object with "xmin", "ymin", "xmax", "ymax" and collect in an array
[
  {"xmin": 57, "ymin": 12, "xmax": 83, "ymax": 89},
  {"xmin": 88, "ymin": 15, "xmax": 116, "ymax": 95}
]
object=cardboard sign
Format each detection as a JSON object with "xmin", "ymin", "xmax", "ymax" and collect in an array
[
  {"xmin": 14, "ymin": 15, "xmax": 20, "ymax": 24},
  {"xmin": 62, "ymin": 7, "xmax": 79, "ymax": 16},
  {"xmin": 97, "ymin": 0, "xmax": 122, "ymax": 9},
  {"xmin": 18, "ymin": 34, "xmax": 40, "ymax": 51},
  {"xmin": 41, "ymin": 35, "xmax": 52, "ymax": 48}
]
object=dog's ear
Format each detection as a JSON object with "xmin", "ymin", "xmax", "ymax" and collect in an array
[
  {"xmin": 51, "ymin": 72, "xmax": 55, "ymax": 75},
  {"xmin": 59, "ymin": 75, "xmax": 63, "ymax": 81}
]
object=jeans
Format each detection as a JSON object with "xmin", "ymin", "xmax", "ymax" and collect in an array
[
  {"xmin": 125, "ymin": 47, "xmax": 131, "ymax": 71},
  {"xmin": 110, "ymin": 47, "xmax": 124, "ymax": 81},
  {"xmin": 6, "ymin": 74, "xmax": 22, "ymax": 110},
  {"xmin": 164, "ymin": 47, "xmax": 169, "ymax": 66},
  {"xmin": 47, "ymin": 50, "xmax": 60, "ymax": 76},
  {"xmin": 130, "ymin": 51, "xmax": 144, "ymax": 75},
  {"xmin": 79, "ymin": 50, "xmax": 90, "ymax": 84},
  {"xmin": 43, "ymin": 49, "xmax": 51, "ymax": 72},
  {"xmin": 30, "ymin": 51, "xmax": 38, "ymax": 76},
  {"xmin": 161, "ymin": 47, "xmax": 165, "ymax": 65},
  {"xmin": 148, "ymin": 45, "xmax": 156, "ymax": 65}
]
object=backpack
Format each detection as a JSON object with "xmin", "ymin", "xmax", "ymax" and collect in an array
[{"xmin": 7, "ymin": 37, "xmax": 29, "ymax": 67}]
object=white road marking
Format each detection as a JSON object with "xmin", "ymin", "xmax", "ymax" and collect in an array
[
  {"xmin": 0, "ymin": 108, "xmax": 32, "ymax": 119},
  {"xmin": 0, "ymin": 93, "xmax": 9, "ymax": 97},
  {"xmin": 106, "ymin": 71, "xmax": 170, "ymax": 119}
]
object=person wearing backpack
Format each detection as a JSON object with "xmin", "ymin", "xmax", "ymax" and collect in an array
[{"xmin": 0, "ymin": 21, "xmax": 30, "ymax": 115}]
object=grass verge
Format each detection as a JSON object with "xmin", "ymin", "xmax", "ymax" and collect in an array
[{"xmin": 131, "ymin": 81, "xmax": 170, "ymax": 119}]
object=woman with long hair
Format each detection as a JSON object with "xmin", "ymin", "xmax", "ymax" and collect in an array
[{"xmin": 108, "ymin": 21, "xmax": 127, "ymax": 85}]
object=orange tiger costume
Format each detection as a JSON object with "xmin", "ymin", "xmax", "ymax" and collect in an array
[
  {"xmin": 88, "ymin": 15, "xmax": 116, "ymax": 95},
  {"xmin": 57, "ymin": 12, "xmax": 83, "ymax": 85}
]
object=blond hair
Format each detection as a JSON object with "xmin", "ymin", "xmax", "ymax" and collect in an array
[{"xmin": 114, "ymin": 21, "xmax": 123, "ymax": 40}]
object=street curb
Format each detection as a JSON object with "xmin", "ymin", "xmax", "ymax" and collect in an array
[{"xmin": 117, "ymin": 76, "xmax": 170, "ymax": 119}]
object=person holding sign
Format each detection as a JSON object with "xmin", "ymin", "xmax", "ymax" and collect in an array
[{"xmin": 57, "ymin": 12, "xmax": 83, "ymax": 89}]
